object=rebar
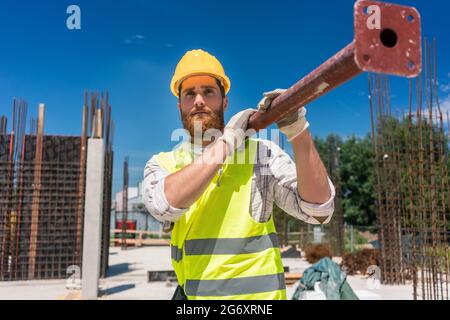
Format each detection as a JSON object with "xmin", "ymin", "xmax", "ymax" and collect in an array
[
  {"xmin": 369, "ymin": 38, "xmax": 450, "ymax": 299},
  {"xmin": 0, "ymin": 91, "xmax": 114, "ymax": 281},
  {"xmin": 121, "ymin": 157, "xmax": 129, "ymax": 250}
]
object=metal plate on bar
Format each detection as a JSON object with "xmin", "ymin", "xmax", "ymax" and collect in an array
[{"xmin": 354, "ymin": 0, "xmax": 422, "ymax": 78}]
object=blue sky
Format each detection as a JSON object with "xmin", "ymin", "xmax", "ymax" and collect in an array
[{"xmin": 1, "ymin": 0, "xmax": 449, "ymax": 194}]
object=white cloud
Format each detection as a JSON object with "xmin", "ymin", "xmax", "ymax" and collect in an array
[
  {"xmin": 357, "ymin": 90, "xmax": 366, "ymax": 97},
  {"xmin": 439, "ymin": 83, "xmax": 450, "ymax": 93},
  {"xmin": 440, "ymin": 94, "xmax": 450, "ymax": 112},
  {"xmin": 124, "ymin": 34, "xmax": 147, "ymax": 45},
  {"xmin": 123, "ymin": 35, "xmax": 174, "ymax": 49},
  {"xmin": 409, "ymin": 94, "xmax": 450, "ymax": 126},
  {"xmin": 436, "ymin": 94, "xmax": 450, "ymax": 124}
]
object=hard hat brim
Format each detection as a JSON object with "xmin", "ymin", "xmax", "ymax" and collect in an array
[{"xmin": 171, "ymin": 72, "xmax": 230, "ymax": 97}]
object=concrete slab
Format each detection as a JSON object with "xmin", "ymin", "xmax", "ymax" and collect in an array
[
  {"xmin": 0, "ymin": 246, "xmax": 414, "ymax": 300},
  {"xmin": 0, "ymin": 279, "xmax": 72, "ymax": 300}
]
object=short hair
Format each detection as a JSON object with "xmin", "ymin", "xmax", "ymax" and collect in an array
[{"xmin": 178, "ymin": 78, "xmax": 225, "ymax": 100}]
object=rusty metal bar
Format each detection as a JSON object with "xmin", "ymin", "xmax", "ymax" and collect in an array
[
  {"xmin": 11, "ymin": 100, "xmax": 27, "ymax": 279},
  {"xmin": 0, "ymin": 116, "xmax": 7, "ymax": 134},
  {"xmin": 101, "ymin": 91, "xmax": 113, "ymax": 277},
  {"xmin": 248, "ymin": 0, "xmax": 422, "ymax": 131},
  {"xmin": 90, "ymin": 93, "xmax": 96, "ymax": 138},
  {"xmin": 75, "ymin": 94, "xmax": 88, "ymax": 264},
  {"xmin": 28, "ymin": 103, "xmax": 45, "ymax": 279},
  {"xmin": 121, "ymin": 157, "xmax": 129, "ymax": 250},
  {"xmin": 1, "ymin": 99, "xmax": 23, "ymax": 280},
  {"xmin": 94, "ymin": 107, "xmax": 103, "ymax": 139}
]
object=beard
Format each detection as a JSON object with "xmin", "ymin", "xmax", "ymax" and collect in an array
[{"xmin": 180, "ymin": 104, "xmax": 225, "ymax": 144}]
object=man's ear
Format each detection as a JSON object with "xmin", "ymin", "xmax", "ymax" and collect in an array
[
  {"xmin": 177, "ymin": 101, "xmax": 181, "ymax": 110},
  {"xmin": 223, "ymin": 96, "xmax": 228, "ymax": 112}
]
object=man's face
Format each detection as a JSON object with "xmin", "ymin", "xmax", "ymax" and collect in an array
[{"xmin": 178, "ymin": 75, "xmax": 228, "ymax": 141}]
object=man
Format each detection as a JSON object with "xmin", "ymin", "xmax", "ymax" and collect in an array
[{"xmin": 143, "ymin": 49, "xmax": 335, "ymax": 300}]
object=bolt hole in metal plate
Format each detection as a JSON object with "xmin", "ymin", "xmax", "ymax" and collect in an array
[{"xmin": 354, "ymin": 0, "xmax": 422, "ymax": 78}]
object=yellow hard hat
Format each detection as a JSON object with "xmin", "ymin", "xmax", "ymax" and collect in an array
[{"xmin": 170, "ymin": 49, "xmax": 231, "ymax": 97}]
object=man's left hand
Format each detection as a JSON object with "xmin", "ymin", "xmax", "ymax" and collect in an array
[{"xmin": 257, "ymin": 89, "xmax": 310, "ymax": 141}]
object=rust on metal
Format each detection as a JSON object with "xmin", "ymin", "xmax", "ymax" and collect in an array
[
  {"xmin": 121, "ymin": 157, "xmax": 129, "ymax": 250},
  {"xmin": 28, "ymin": 103, "xmax": 45, "ymax": 279},
  {"xmin": 75, "ymin": 94, "xmax": 88, "ymax": 262},
  {"xmin": 354, "ymin": 0, "xmax": 422, "ymax": 77}
]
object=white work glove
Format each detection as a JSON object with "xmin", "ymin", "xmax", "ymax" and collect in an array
[
  {"xmin": 258, "ymin": 89, "xmax": 310, "ymax": 141},
  {"xmin": 217, "ymin": 108, "xmax": 256, "ymax": 154}
]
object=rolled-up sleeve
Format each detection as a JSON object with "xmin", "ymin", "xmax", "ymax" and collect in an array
[
  {"xmin": 264, "ymin": 140, "xmax": 335, "ymax": 225},
  {"xmin": 143, "ymin": 157, "xmax": 188, "ymax": 223}
]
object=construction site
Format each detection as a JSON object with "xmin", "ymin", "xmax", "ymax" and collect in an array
[{"xmin": 1, "ymin": 0, "xmax": 450, "ymax": 302}]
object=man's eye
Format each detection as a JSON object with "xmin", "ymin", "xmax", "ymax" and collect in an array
[
  {"xmin": 205, "ymin": 89, "xmax": 214, "ymax": 95},
  {"xmin": 185, "ymin": 92, "xmax": 194, "ymax": 97}
]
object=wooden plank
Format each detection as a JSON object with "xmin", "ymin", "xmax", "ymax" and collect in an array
[
  {"xmin": 113, "ymin": 238, "xmax": 169, "ymax": 247},
  {"xmin": 284, "ymin": 273, "xmax": 302, "ymax": 286},
  {"xmin": 111, "ymin": 228, "xmax": 163, "ymax": 235}
]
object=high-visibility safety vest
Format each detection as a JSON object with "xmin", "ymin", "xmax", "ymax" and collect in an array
[{"xmin": 154, "ymin": 139, "xmax": 286, "ymax": 300}]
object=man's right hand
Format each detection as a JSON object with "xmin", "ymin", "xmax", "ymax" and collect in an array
[
  {"xmin": 164, "ymin": 109, "xmax": 256, "ymax": 210},
  {"xmin": 218, "ymin": 108, "xmax": 256, "ymax": 155}
]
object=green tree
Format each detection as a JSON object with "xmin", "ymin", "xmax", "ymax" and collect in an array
[
  {"xmin": 315, "ymin": 134, "xmax": 376, "ymax": 226},
  {"xmin": 338, "ymin": 134, "xmax": 376, "ymax": 226}
]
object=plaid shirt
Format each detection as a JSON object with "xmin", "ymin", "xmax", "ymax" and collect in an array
[{"xmin": 143, "ymin": 139, "xmax": 335, "ymax": 232}]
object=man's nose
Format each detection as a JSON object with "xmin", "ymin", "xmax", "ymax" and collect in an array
[{"xmin": 194, "ymin": 93, "xmax": 205, "ymax": 107}]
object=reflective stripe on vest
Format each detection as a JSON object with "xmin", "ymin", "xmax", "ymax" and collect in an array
[
  {"xmin": 184, "ymin": 233, "xmax": 279, "ymax": 255},
  {"xmin": 171, "ymin": 245, "xmax": 183, "ymax": 262},
  {"xmin": 185, "ymin": 273, "xmax": 286, "ymax": 297}
]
